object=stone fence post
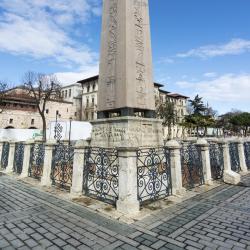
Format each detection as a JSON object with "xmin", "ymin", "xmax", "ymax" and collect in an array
[
  {"xmin": 19, "ymin": 141, "xmax": 34, "ymax": 178},
  {"xmin": 218, "ymin": 139, "xmax": 240, "ymax": 185},
  {"xmin": 165, "ymin": 140, "xmax": 184, "ymax": 195},
  {"xmin": 196, "ymin": 139, "xmax": 213, "ymax": 185},
  {"xmin": 5, "ymin": 141, "xmax": 16, "ymax": 174},
  {"xmin": 40, "ymin": 140, "xmax": 57, "ymax": 187},
  {"xmin": 236, "ymin": 139, "xmax": 248, "ymax": 173},
  {"xmin": 116, "ymin": 147, "xmax": 140, "ymax": 215},
  {"xmin": 70, "ymin": 140, "xmax": 89, "ymax": 197}
]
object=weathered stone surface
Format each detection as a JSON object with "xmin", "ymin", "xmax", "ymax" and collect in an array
[
  {"xmin": 98, "ymin": 0, "xmax": 155, "ymax": 112},
  {"xmin": 91, "ymin": 116, "xmax": 163, "ymax": 147},
  {"xmin": 223, "ymin": 170, "xmax": 241, "ymax": 185}
]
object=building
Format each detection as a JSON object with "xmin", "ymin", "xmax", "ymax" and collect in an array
[
  {"xmin": 61, "ymin": 75, "xmax": 188, "ymax": 138},
  {"xmin": 0, "ymin": 86, "xmax": 75, "ymax": 130}
]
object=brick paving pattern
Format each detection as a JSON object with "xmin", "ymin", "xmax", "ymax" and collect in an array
[{"xmin": 0, "ymin": 174, "xmax": 250, "ymax": 249}]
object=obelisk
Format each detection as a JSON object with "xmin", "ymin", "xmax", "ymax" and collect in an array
[
  {"xmin": 98, "ymin": 0, "xmax": 155, "ymax": 118},
  {"xmin": 91, "ymin": 0, "xmax": 163, "ymax": 147}
]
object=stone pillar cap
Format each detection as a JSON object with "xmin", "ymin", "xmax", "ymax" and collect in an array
[
  {"xmin": 165, "ymin": 140, "xmax": 180, "ymax": 148},
  {"xmin": 196, "ymin": 138, "xmax": 209, "ymax": 145},
  {"xmin": 75, "ymin": 140, "xmax": 90, "ymax": 148}
]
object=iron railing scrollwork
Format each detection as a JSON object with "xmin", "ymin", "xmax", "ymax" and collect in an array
[
  {"xmin": 181, "ymin": 143, "xmax": 204, "ymax": 189},
  {"xmin": 244, "ymin": 142, "xmax": 250, "ymax": 169},
  {"xmin": 83, "ymin": 147, "xmax": 119, "ymax": 205},
  {"xmin": 229, "ymin": 142, "xmax": 241, "ymax": 173},
  {"xmin": 13, "ymin": 143, "xmax": 24, "ymax": 174},
  {"xmin": 1, "ymin": 142, "xmax": 9, "ymax": 169},
  {"xmin": 136, "ymin": 147, "xmax": 172, "ymax": 204},
  {"xmin": 51, "ymin": 143, "xmax": 74, "ymax": 190},
  {"xmin": 209, "ymin": 143, "xmax": 224, "ymax": 179},
  {"xmin": 29, "ymin": 143, "xmax": 45, "ymax": 180}
]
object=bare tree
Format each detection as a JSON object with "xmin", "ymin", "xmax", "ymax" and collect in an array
[
  {"xmin": 23, "ymin": 72, "xmax": 62, "ymax": 141},
  {"xmin": 0, "ymin": 80, "xmax": 9, "ymax": 113}
]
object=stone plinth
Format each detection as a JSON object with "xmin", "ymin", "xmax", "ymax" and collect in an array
[{"xmin": 91, "ymin": 117, "xmax": 163, "ymax": 148}]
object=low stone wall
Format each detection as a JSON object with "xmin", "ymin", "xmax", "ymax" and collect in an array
[{"xmin": 0, "ymin": 138, "xmax": 249, "ymax": 215}]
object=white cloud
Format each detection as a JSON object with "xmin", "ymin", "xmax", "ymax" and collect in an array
[
  {"xmin": 177, "ymin": 39, "xmax": 250, "ymax": 59},
  {"xmin": 0, "ymin": 0, "xmax": 101, "ymax": 83},
  {"xmin": 203, "ymin": 72, "xmax": 217, "ymax": 78},
  {"xmin": 55, "ymin": 65, "xmax": 99, "ymax": 85},
  {"xmin": 176, "ymin": 73, "xmax": 250, "ymax": 102}
]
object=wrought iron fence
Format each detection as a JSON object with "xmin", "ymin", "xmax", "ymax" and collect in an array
[
  {"xmin": 1, "ymin": 142, "xmax": 9, "ymax": 169},
  {"xmin": 136, "ymin": 147, "xmax": 172, "ymax": 204},
  {"xmin": 229, "ymin": 142, "xmax": 241, "ymax": 173},
  {"xmin": 209, "ymin": 143, "xmax": 224, "ymax": 179},
  {"xmin": 181, "ymin": 143, "xmax": 204, "ymax": 189},
  {"xmin": 29, "ymin": 143, "xmax": 45, "ymax": 180},
  {"xmin": 83, "ymin": 147, "xmax": 119, "ymax": 205},
  {"xmin": 13, "ymin": 143, "xmax": 24, "ymax": 174},
  {"xmin": 244, "ymin": 142, "xmax": 250, "ymax": 169},
  {"xmin": 51, "ymin": 143, "xmax": 74, "ymax": 190}
]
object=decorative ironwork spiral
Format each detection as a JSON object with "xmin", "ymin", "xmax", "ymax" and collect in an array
[
  {"xmin": 180, "ymin": 143, "xmax": 204, "ymax": 189},
  {"xmin": 29, "ymin": 143, "xmax": 45, "ymax": 180},
  {"xmin": 83, "ymin": 147, "xmax": 119, "ymax": 205},
  {"xmin": 1, "ymin": 142, "xmax": 9, "ymax": 169},
  {"xmin": 209, "ymin": 143, "xmax": 224, "ymax": 179},
  {"xmin": 244, "ymin": 142, "xmax": 250, "ymax": 169},
  {"xmin": 14, "ymin": 143, "xmax": 24, "ymax": 174},
  {"xmin": 136, "ymin": 147, "xmax": 172, "ymax": 204},
  {"xmin": 51, "ymin": 143, "xmax": 74, "ymax": 190},
  {"xmin": 229, "ymin": 143, "xmax": 241, "ymax": 173}
]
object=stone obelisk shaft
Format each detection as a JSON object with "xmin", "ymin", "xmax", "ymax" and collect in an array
[{"xmin": 98, "ymin": 0, "xmax": 155, "ymax": 117}]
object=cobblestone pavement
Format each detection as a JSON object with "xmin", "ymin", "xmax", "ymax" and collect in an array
[{"xmin": 0, "ymin": 174, "xmax": 250, "ymax": 250}]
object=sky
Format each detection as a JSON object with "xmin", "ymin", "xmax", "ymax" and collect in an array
[{"xmin": 0, "ymin": 0, "xmax": 249, "ymax": 114}]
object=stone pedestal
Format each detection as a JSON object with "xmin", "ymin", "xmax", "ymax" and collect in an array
[
  {"xmin": 70, "ymin": 140, "xmax": 89, "ymax": 197},
  {"xmin": 196, "ymin": 139, "xmax": 213, "ymax": 185},
  {"xmin": 237, "ymin": 140, "xmax": 248, "ymax": 173},
  {"xmin": 91, "ymin": 117, "xmax": 163, "ymax": 148},
  {"xmin": 20, "ymin": 141, "xmax": 34, "ymax": 178},
  {"xmin": 165, "ymin": 140, "xmax": 185, "ymax": 195},
  {"xmin": 116, "ymin": 147, "xmax": 140, "ymax": 214},
  {"xmin": 5, "ymin": 142, "xmax": 16, "ymax": 174}
]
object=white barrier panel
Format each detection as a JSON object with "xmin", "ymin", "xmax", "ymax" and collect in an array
[{"xmin": 0, "ymin": 129, "xmax": 42, "ymax": 141}]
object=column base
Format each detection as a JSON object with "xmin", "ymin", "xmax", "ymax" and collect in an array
[
  {"xmin": 205, "ymin": 179, "xmax": 214, "ymax": 186},
  {"xmin": 223, "ymin": 170, "xmax": 241, "ymax": 185},
  {"xmin": 116, "ymin": 199, "xmax": 140, "ymax": 215}
]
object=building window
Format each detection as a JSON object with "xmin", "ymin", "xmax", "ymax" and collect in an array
[
  {"xmin": 93, "ymin": 83, "xmax": 96, "ymax": 91},
  {"xmin": 69, "ymin": 89, "xmax": 72, "ymax": 97},
  {"xmin": 86, "ymin": 98, "xmax": 89, "ymax": 107},
  {"xmin": 46, "ymin": 109, "xmax": 49, "ymax": 114},
  {"xmin": 75, "ymin": 112, "xmax": 77, "ymax": 117},
  {"xmin": 65, "ymin": 90, "xmax": 68, "ymax": 98},
  {"xmin": 92, "ymin": 97, "xmax": 95, "ymax": 106},
  {"xmin": 91, "ymin": 112, "xmax": 94, "ymax": 120},
  {"xmin": 62, "ymin": 91, "xmax": 64, "ymax": 98},
  {"xmin": 31, "ymin": 119, "xmax": 34, "ymax": 125},
  {"xmin": 87, "ymin": 85, "xmax": 90, "ymax": 93},
  {"xmin": 9, "ymin": 119, "xmax": 13, "ymax": 124}
]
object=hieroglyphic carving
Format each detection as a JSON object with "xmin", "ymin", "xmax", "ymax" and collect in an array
[
  {"xmin": 106, "ymin": 0, "xmax": 118, "ymax": 108},
  {"xmin": 134, "ymin": 0, "xmax": 146, "ymax": 106}
]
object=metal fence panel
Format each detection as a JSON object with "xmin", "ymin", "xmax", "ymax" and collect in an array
[
  {"xmin": 14, "ymin": 143, "xmax": 24, "ymax": 174},
  {"xmin": 83, "ymin": 147, "xmax": 119, "ymax": 205},
  {"xmin": 244, "ymin": 142, "xmax": 250, "ymax": 169},
  {"xmin": 137, "ymin": 147, "xmax": 172, "ymax": 205},
  {"xmin": 1, "ymin": 142, "xmax": 9, "ymax": 169},
  {"xmin": 29, "ymin": 143, "xmax": 45, "ymax": 180},
  {"xmin": 51, "ymin": 143, "xmax": 74, "ymax": 190},
  {"xmin": 181, "ymin": 143, "xmax": 204, "ymax": 189},
  {"xmin": 209, "ymin": 143, "xmax": 224, "ymax": 179},
  {"xmin": 229, "ymin": 142, "xmax": 241, "ymax": 173}
]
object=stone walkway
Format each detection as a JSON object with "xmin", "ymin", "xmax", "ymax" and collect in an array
[{"xmin": 0, "ymin": 174, "xmax": 250, "ymax": 250}]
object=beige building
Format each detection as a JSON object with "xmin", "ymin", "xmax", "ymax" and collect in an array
[
  {"xmin": 0, "ymin": 86, "xmax": 75, "ymax": 130},
  {"xmin": 61, "ymin": 75, "xmax": 188, "ymax": 138}
]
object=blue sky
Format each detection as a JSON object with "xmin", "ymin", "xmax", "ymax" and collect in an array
[{"xmin": 0, "ymin": 0, "xmax": 249, "ymax": 114}]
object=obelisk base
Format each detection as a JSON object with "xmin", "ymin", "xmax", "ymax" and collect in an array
[{"xmin": 90, "ymin": 117, "xmax": 163, "ymax": 148}]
